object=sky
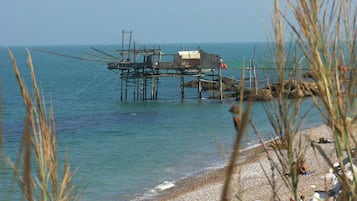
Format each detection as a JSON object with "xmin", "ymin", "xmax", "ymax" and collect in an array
[{"xmin": 0, "ymin": 0, "xmax": 275, "ymax": 46}]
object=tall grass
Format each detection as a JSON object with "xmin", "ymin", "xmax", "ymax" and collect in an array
[
  {"xmin": 1, "ymin": 49, "xmax": 80, "ymax": 201},
  {"xmin": 221, "ymin": 67, "xmax": 252, "ymax": 201},
  {"xmin": 282, "ymin": 0, "xmax": 357, "ymax": 200},
  {"xmin": 256, "ymin": 1, "xmax": 314, "ymax": 200},
  {"xmin": 0, "ymin": 76, "xmax": 5, "ymax": 198},
  {"xmin": 223, "ymin": 0, "xmax": 357, "ymax": 200}
]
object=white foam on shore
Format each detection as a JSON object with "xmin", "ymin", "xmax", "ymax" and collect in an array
[
  {"xmin": 132, "ymin": 181, "xmax": 176, "ymax": 201},
  {"xmin": 154, "ymin": 181, "xmax": 175, "ymax": 191},
  {"xmin": 240, "ymin": 142, "xmax": 262, "ymax": 152},
  {"xmin": 131, "ymin": 140, "xmax": 275, "ymax": 201}
]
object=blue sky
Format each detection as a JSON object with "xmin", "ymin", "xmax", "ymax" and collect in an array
[{"xmin": 1, "ymin": 0, "xmax": 275, "ymax": 46}]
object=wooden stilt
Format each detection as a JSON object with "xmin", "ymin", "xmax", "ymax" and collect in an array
[
  {"xmin": 150, "ymin": 72, "xmax": 155, "ymax": 100},
  {"xmin": 125, "ymin": 70, "xmax": 129, "ymax": 101},
  {"xmin": 133, "ymin": 77, "xmax": 136, "ymax": 101},
  {"xmin": 219, "ymin": 67, "xmax": 223, "ymax": 101},
  {"xmin": 181, "ymin": 76, "xmax": 184, "ymax": 99},
  {"xmin": 249, "ymin": 59, "xmax": 253, "ymax": 89},
  {"xmin": 136, "ymin": 76, "xmax": 140, "ymax": 100},
  {"xmin": 253, "ymin": 61, "xmax": 258, "ymax": 95},
  {"xmin": 120, "ymin": 70, "xmax": 124, "ymax": 101},
  {"xmin": 198, "ymin": 76, "xmax": 202, "ymax": 99},
  {"xmin": 143, "ymin": 77, "xmax": 145, "ymax": 100},
  {"xmin": 212, "ymin": 71, "xmax": 215, "ymax": 97},
  {"xmin": 155, "ymin": 77, "xmax": 159, "ymax": 99}
]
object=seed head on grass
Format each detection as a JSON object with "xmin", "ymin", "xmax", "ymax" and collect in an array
[{"xmin": 5, "ymin": 48, "xmax": 81, "ymax": 201}]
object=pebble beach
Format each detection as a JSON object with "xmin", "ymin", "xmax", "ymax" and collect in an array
[{"xmin": 148, "ymin": 124, "xmax": 341, "ymax": 201}]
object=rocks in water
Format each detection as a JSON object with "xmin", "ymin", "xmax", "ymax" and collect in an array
[
  {"xmin": 248, "ymin": 89, "xmax": 274, "ymax": 101},
  {"xmin": 182, "ymin": 78, "xmax": 320, "ymax": 101},
  {"xmin": 266, "ymin": 80, "xmax": 319, "ymax": 98}
]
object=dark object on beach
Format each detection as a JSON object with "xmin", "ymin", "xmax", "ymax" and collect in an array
[
  {"xmin": 303, "ymin": 72, "xmax": 315, "ymax": 79},
  {"xmin": 298, "ymin": 160, "xmax": 308, "ymax": 175},
  {"xmin": 285, "ymin": 160, "xmax": 309, "ymax": 176},
  {"xmin": 318, "ymin": 137, "xmax": 331, "ymax": 144}
]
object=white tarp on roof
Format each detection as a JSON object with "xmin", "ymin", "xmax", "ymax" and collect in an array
[{"xmin": 178, "ymin": 50, "xmax": 200, "ymax": 59}]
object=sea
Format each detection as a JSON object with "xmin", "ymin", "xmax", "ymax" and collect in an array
[{"xmin": 0, "ymin": 43, "xmax": 323, "ymax": 201}]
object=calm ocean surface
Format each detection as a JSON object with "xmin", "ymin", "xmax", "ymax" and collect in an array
[{"xmin": 0, "ymin": 43, "xmax": 322, "ymax": 200}]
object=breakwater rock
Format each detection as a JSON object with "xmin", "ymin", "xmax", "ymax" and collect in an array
[{"xmin": 182, "ymin": 79, "xmax": 319, "ymax": 101}]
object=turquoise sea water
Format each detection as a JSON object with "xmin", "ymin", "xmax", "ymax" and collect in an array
[{"xmin": 0, "ymin": 43, "xmax": 322, "ymax": 201}]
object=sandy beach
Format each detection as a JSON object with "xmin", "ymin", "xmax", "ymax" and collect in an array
[{"xmin": 149, "ymin": 124, "xmax": 339, "ymax": 201}]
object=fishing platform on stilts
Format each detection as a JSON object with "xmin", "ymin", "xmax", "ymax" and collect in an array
[{"xmin": 107, "ymin": 31, "xmax": 226, "ymax": 101}]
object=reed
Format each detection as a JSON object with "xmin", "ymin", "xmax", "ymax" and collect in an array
[
  {"xmin": 248, "ymin": 0, "xmax": 357, "ymax": 200},
  {"xmin": 3, "ymin": 49, "xmax": 80, "ymax": 201},
  {"xmin": 221, "ymin": 66, "xmax": 252, "ymax": 201},
  {"xmin": 283, "ymin": 0, "xmax": 357, "ymax": 200},
  {"xmin": 244, "ymin": 1, "xmax": 313, "ymax": 200},
  {"xmin": 223, "ymin": 0, "xmax": 357, "ymax": 200},
  {"xmin": 0, "ymin": 78, "xmax": 5, "ymax": 199}
]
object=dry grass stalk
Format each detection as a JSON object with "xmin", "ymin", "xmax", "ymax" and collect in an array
[
  {"xmin": 249, "ymin": 0, "xmax": 357, "ymax": 200},
  {"xmin": 24, "ymin": 117, "xmax": 33, "ymax": 201},
  {"xmin": 5, "ymin": 48, "xmax": 80, "ymax": 201},
  {"xmin": 221, "ymin": 66, "xmax": 252, "ymax": 201},
  {"xmin": 0, "ymin": 86, "xmax": 4, "ymax": 193},
  {"xmin": 0, "ymin": 87, "xmax": 2, "ymax": 153},
  {"xmin": 269, "ymin": 0, "xmax": 357, "ymax": 200},
  {"xmin": 248, "ymin": 1, "xmax": 314, "ymax": 200}
]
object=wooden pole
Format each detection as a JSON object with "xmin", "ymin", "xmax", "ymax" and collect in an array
[
  {"xmin": 181, "ymin": 76, "xmax": 185, "ymax": 99},
  {"xmin": 128, "ymin": 31, "xmax": 132, "ymax": 61},
  {"xmin": 253, "ymin": 44, "xmax": 258, "ymax": 95},
  {"xmin": 219, "ymin": 67, "xmax": 223, "ymax": 101},
  {"xmin": 120, "ymin": 70, "xmax": 124, "ymax": 101},
  {"xmin": 253, "ymin": 61, "xmax": 258, "ymax": 95},
  {"xmin": 249, "ymin": 59, "xmax": 252, "ymax": 89},
  {"xmin": 136, "ymin": 75, "xmax": 140, "ymax": 100},
  {"xmin": 134, "ymin": 42, "xmax": 136, "ymax": 62},
  {"xmin": 121, "ymin": 30, "xmax": 124, "ymax": 61},
  {"xmin": 133, "ymin": 76, "xmax": 136, "ymax": 101},
  {"xmin": 151, "ymin": 75, "xmax": 155, "ymax": 100},
  {"xmin": 198, "ymin": 76, "xmax": 202, "ymax": 99},
  {"xmin": 125, "ymin": 70, "xmax": 129, "ymax": 101},
  {"xmin": 212, "ymin": 70, "xmax": 215, "ymax": 97},
  {"xmin": 155, "ymin": 77, "xmax": 159, "ymax": 100},
  {"xmin": 143, "ymin": 77, "xmax": 146, "ymax": 100}
]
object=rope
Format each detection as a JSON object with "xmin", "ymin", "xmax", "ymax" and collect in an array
[{"xmin": 52, "ymin": 71, "xmax": 118, "ymax": 101}]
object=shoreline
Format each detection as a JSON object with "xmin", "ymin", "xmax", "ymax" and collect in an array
[
  {"xmin": 139, "ymin": 124, "xmax": 335, "ymax": 201},
  {"xmin": 140, "ymin": 134, "xmax": 284, "ymax": 201},
  {"xmin": 131, "ymin": 129, "xmax": 277, "ymax": 201}
]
